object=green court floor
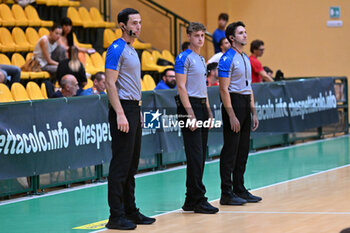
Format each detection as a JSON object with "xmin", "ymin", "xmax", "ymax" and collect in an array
[{"xmin": 0, "ymin": 136, "xmax": 349, "ymax": 233}]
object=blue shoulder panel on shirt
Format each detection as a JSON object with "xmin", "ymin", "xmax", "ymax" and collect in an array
[
  {"xmin": 105, "ymin": 38, "xmax": 126, "ymax": 71},
  {"xmin": 218, "ymin": 48, "xmax": 236, "ymax": 78},
  {"xmin": 174, "ymin": 49, "xmax": 192, "ymax": 74}
]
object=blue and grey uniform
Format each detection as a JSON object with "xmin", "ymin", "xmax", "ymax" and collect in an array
[
  {"xmin": 105, "ymin": 38, "xmax": 143, "ymax": 221},
  {"xmin": 174, "ymin": 49, "xmax": 218, "ymax": 213},
  {"xmin": 174, "ymin": 49, "xmax": 207, "ymax": 98},
  {"xmin": 105, "ymin": 38, "xmax": 141, "ymax": 100},
  {"xmin": 218, "ymin": 47, "xmax": 256, "ymax": 199},
  {"xmin": 218, "ymin": 48, "xmax": 252, "ymax": 95}
]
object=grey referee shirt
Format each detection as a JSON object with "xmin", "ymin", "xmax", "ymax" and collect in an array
[
  {"xmin": 218, "ymin": 48, "xmax": 252, "ymax": 95},
  {"xmin": 174, "ymin": 49, "xmax": 207, "ymax": 98},
  {"xmin": 105, "ymin": 38, "xmax": 141, "ymax": 101}
]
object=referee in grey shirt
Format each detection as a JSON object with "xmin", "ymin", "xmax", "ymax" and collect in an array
[
  {"xmin": 174, "ymin": 22, "xmax": 219, "ymax": 214},
  {"xmin": 218, "ymin": 21, "xmax": 261, "ymax": 206},
  {"xmin": 105, "ymin": 8, "xmax": 155, "ymax": 230}
]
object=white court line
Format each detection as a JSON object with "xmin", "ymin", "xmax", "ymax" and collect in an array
[
  {"xmin": 218, "ymin": 211, "xmax": 350, "ymax": 215},
  {"xmin": 0, "ymin": 135, "xmax": 348, "ymax": 207},
  {"xmin": 89, "ymin": 161, "xmax": 350, "ymax": 233},
  {"xmin": 154, "ymin": 210, "xmax": 350, "ymax": 215}
]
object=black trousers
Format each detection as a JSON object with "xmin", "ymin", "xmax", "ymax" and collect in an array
[
  {"xmin": 177, "ymin": 97, "xmax": 209, "ymax": 205},
  {"xmin": 220, "ymin": 93, "xmax": 251, "ymax": 196},
  {"xmin": 108, "ymin": 100, "xmax": 141, "ymax": 219}
]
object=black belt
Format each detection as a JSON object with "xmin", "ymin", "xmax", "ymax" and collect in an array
[
  {"xmin": 229, "ymin": 92, "xmax": 251, "ymax": 99},
  {"xmin": 120, "ymin": 99, "xmax": 142, "ymax": 106},
  {"xmin": 175, "ymin": 95, "xmax": 206, "ymax": 105},
  {"xmin": 189, "ymin": 97, "xmax": 206, "ymax": 104}
]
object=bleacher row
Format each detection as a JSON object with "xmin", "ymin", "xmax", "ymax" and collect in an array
[
  {"xmin": 0, "ymin": 74, "xmax": 158, "ymax": 102},
  {"xmin": 0, "ymin": 1, "xmax": 177, "ymax": 103}
]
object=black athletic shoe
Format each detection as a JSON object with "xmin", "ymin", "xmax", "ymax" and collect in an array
[
  {"xmin": 182, "ymin": 199, "xmax": 195, "ymax": 211},
  {"xmin": 220, "ymin": 193, "xmax": 247, "ymax": 205},
  {"xmin": 126, "ymin": 209, "xmax": 156, "ymax": 225},
  {"xmin": 105, "ymin": 216, "xmax": 137, "ymax": 230},
  {"xmin": 194, "ymin": 200, "xmax": 219, "ymax": 214},
  {"xmin": 237, "ymin": 191, "xmax": 262, "ymax": 203}
]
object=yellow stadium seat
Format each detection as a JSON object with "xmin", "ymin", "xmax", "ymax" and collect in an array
[
  {"xmin": 140, "ymin": 78, "xmax": 146, "ymax": 92},
  {"xmin": 67, "ymin": 7, "xmax": 83, "ymax": 27},
  {"xmin": 85, "ymin": 54, "xmax": 100, "ymax": 75},
  {"xmin": 41, "ymin": 83, "xmax": 48, "ymax": 99},
  {"xmin": 26, "ymin": 81, "xmax": 45, "ymax": 100},
  {"xmin": 0, "ymin": 27, "xmax": 20, "ymax": 52},
  {"xmin": 11, "ymin": 83, "xmax": 30, "ymax": 101},
  {"xmin": 11, "ymin": 53, "xmax": 45, "ymax": 79},
  {"xmin": 0, "ymin": 53, "xmax": 11, "ymax": 65},
  {"xmin": 68, "ymin": 0, "xmax": 80, "ymax": 7},
  {"xmin": 103, "ymin": 28, "xmax": 117, "ymax": 49},
  {"xmin": 152, "ymin": 50, "xmax": 162, "ymax": 63},
  {"xmin": 115, "ymin": 28, "xmax": 122, "ymax": 39},
  {"xmin": 78, "ymin": 7, "xmax": 102, "ymax": 27},
  {"xmin": 143, "ymin": 74, "xmax": 156, "ymax": 91},
  {"xmin": 0, "ymin": 83, "xmax": 15, "ymax": 103},
  {"xmin": 133, "ymin": 38, "xmax": 152, "ymax": 50},
  {"xmin": 162, "ymin": 49, "xmax": 175, "ymax": 64},
  {"xmin": 25, "ymin": 27, "xmax": 40, "ymax": 50},
  {"xmin": 35, "ymin": 0, "xmax": 47, "ymax": 5},
  {"xmin": 90, "ymin": 52, "xmax": 105, "ymax": 72},
  {"xmin": 0, "ymin": 53, "xmax": 30, "ymax": 79},
  {"xmin": 141, "ymin": 50, "xmax": 173, "ymax": 73},
  {"xmin": 38, "ymin": 27, "xmax": 49, "ymax": 37},
  {"xmin": 26, "ymin": 53, "xmax": 49, "ymax": 78},
  {"xmin": 0, "ymin": 3, "xmax": 18, "ymax": 27},
  {"xmin": 73, "ymin": 32, "xmax": 92, "ymax": 49},
  {"xmin": 12, "ymin": 27, "xmax": 32, "ymax": 51},
  {"xmin": 102, "ymin": 51, "xmax": 106, "ymax": 61},
  {"xmin": 57, "ymin": 0, "xmax": 71, "ymax": 7},
  {"xmin": 24, "ymin": 5, "xmax": 53, "ymax": 27},
  {"xmin": 89, "ymin": 7, "xmax": 115, "ymax": 28},
  {"xmin": 83, "ymin": 78, "xmax": 93, "ymax": 90},
  {"xmin": 45, "ymin": 0, "xmax": 58, "ymax": 7},
  {"xmin": 11, "ymin": 4, "xmax": 34, "ymax": 27}
]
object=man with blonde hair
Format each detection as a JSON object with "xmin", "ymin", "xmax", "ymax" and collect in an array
[{"xmin": 175, "ymin": 22, "xmax": 219, "ymax": 214}]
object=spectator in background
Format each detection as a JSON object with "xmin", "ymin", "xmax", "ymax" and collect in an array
[
  {"xmin": 52, "ymin": 74, "xmax": 79, "ymax": 98},
  {"xmin": 207, "ymin": 38, "xmax": 231, "ymax": 64},
  {"xmin": 58, "ymin": 17, "xmax": 95, "ymax": 64},
  {"xmin": 206, "ymin": 62, "xmax": 219, "ymax": 87},
  {"xmin": 15, "ymin": 0, "xmax": 35, "ymax": 7},
  {"xmin": 212, "ymin": 13, "xmax": 229, "ymax": 53},
  {"xmin": 249, "ymin": 40, "xmax": 274, "ymax": 83},
  {"xmin": 182, "ymin": 41, "xmax": 190, "ymax": 51},
  {"xmin": 0, "ymin": 65, "xmax": 21, "ymax": 88},
  {"xmin": 263, "ymin": 66, "xmax": 273, "ymax": 80},
  {"xmin": 33, "ymin": 23, "xmax": 67, "ymax": 82},
  {"xmin": 57, "ymin": 46, "xmax": 87, "ymax": 95},
  {"xmin": 80, "ymin": 72, "xmax": 106, "ymax": 95},
  {"xmin": 154, "ymin": 68, "xmax": 176, "ymax": 90}
]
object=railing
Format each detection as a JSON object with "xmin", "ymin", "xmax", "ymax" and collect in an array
[
  {"xmin": 99, "ymin": 0, "xmax": 111, "ymax": 22},
  {"xmin": 136, "ymin": 0, "xmax": 212, "ymax": 56}
]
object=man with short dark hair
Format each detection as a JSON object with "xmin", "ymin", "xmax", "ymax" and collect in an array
[
  {"xmin": 175, "ymin": 22, "xmax": 219, "ymax": 214},
  {"xmin": 105, "ymin": 8, "xmax": 155, "ymax": 230},
  {"xmin": 154, "ymin": 68, "xmax": 176, "ymax": 90},
  {"xmin": 218, "ymin": 21, "xmax": 262, "ymax": 206},
  {"xmin": 206, "ymin": 62, "xmax": 219, "ymax": 86},
  {"xmin": 212, "ymin": 13, "xmax": 229, "ymax": 53},
  {"xmin": 207, "ymin": 37, "xmax": 231, "ymax": 64},
  {"xmin": 80, "ymin": 72, "xmax": 106, "ymax": 95},
  {"xmin": 249, "ymin": 39, "xmax": 274, "ymax": 83}
]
